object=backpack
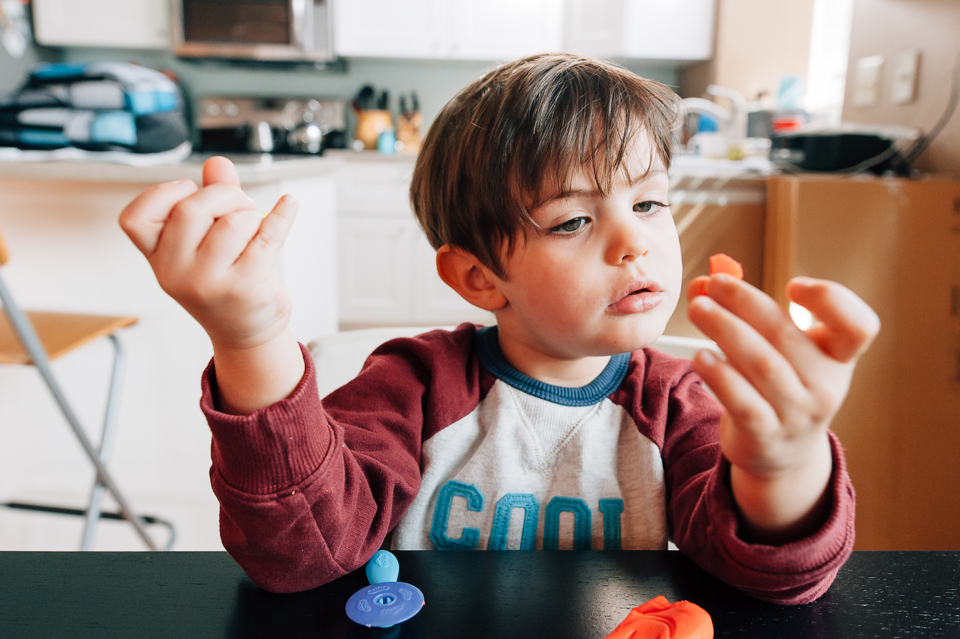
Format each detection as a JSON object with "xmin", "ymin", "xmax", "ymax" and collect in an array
[{"xmin": 0, "ymin": 62, "xmax": 189, "ymax": 154}]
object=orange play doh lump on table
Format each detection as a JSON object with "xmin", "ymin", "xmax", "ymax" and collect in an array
[
  {"xmin": 708, "ymin": 253, "xmax": 743, "ymax": 279},
  {"xmin": 603, "ymin": 596, "xmax": 713, "ymax": 639}
]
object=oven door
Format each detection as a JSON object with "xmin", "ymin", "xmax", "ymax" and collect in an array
[{"xmin": 173, "ymin": 0, "xmax": 334, "ymax": 62}]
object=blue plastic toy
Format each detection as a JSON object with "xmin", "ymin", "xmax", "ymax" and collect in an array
[
  {"xmin": 345, "ymin": 550, "xmax": 424, "ymax": 628},
  {"xmin": 366, "ymin": 550, "xmax": 401, "ymax": 584}
]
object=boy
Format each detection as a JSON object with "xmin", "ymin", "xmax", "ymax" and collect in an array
[{"xmin": 119, "ymin": 54, "xmax": 879, "ymax": 605}]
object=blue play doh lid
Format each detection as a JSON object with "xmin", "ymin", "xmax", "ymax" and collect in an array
[{"xmin": 345, "ymin": 581, "xmax": 425, "ymax": 628}]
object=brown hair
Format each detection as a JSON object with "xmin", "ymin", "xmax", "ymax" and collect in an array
[{"xmin": 410, "ymin": 53, "xmax": 681, "ymax": 279}]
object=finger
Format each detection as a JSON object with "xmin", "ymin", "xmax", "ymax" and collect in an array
[
  {"xmin": 203, "ymin": 156, "xmax": 241, "ymax": 188},
  {"xmin": 235, "ymin": 194, "xmax": 299, "ymax": 275},
  {"xmin": 700, "ymin": 274, "xmax": 830, "ymax": 384},
  {"xmin": 195, "ymin": 209, "xmax": 265, "ymax": 271},
  {"xmin": 691, "ymin": 349, "xmax": 780, "ymax": 441},
  {"xmin": 686, "ymin": 275, "xmax": 709, "ymax": 302},
  {"xmin": 119, "ymin": 179, "xmax": 199, "ymax": 256},
  {"xmin": 157, "ymin": 183, "xmax": 258, "ymax": 269},
  {"xmin": 787, "ymin": 277, "xmax": 881, "ymax": 363},
  {"xmin": 688, "ymin": 293, "xmax": 810, "ymax": 418}
]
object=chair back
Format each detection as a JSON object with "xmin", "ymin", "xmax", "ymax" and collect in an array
[
  {"xmin": 309, "ymin": 327, "xmax": 719, "ymax": 398},
  {"xmin": 0, "ymin": 224, "xmax": 8, "ymax": 266}
]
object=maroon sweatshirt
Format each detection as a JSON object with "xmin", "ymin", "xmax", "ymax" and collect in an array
[{"xmin": 201, "ymin": 323, "xmax": 855, "ymax": 604}]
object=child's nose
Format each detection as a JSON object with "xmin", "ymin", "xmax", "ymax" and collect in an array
[{"xmin": 605, "ymin": 211, "xmax": 651, "ymax": 265}]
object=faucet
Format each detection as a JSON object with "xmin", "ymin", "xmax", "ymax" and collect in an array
[
  {"xmin": 706, "ymin": 84, "xmax": 747, "ymax": 142},
  {"xmin": 679, "ymin": 85, "xmax": 748, "ymax": 158}
]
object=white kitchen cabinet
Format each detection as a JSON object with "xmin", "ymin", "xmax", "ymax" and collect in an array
[
  {"xmin": 32, "ymin": 0, "xmax": 171, "ymax": 49},
  {"xmin": 337, "ymin": 216, "xmax": 416, "ymax": 322},
  {"xmin": 336, "ymin": 156, "xmax": 494, "ymax": 327},
  {"xmin": 334, "ymin": 0, "xmax": 562, "ymax": 61},
  {"xmin": 564, "ymin": 0, "xmax": 716, "ymax": 61},
  {"xmin": 334, "ymin": 0, "xmax": 446, "ymax": 59},
  {"xmin": 411, "ymin": 230, "xmax": 491, "ymax": 325},
  {"xmin": 448, "ymin": 0, "xmax": 563, "ymax": 61}
]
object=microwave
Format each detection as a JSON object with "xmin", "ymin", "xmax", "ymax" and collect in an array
[{"xmin": 172, "ymin": 0, "xmax": 336, "ymax": 62}]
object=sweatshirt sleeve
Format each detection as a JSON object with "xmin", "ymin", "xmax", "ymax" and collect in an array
[
  {"xmin": 201, "ymin": 325, "xmax": 483, "ymax": 593},
  {"xmin": 625, "ymin": 350, "xmax": 856, "ymax": 605}
]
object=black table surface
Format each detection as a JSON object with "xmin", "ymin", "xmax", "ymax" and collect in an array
[{"xmin": 1, "ymin": 550, "xmax": 958, "ymax": 638}]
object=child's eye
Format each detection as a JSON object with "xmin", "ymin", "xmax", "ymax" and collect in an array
[
  {"xmin": 634, "ymin": 201, "xmax": 669, "ymax": 215},
  {"xmin": 550, "ymin": 217, "xmax": 587, "ymax": 234}
]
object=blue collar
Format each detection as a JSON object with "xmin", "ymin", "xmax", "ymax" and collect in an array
[{"xmin": 474, "ymin": 326, "xmax": 630, "ymax": 407}]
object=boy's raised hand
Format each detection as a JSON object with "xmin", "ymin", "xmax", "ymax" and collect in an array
[
  {"xmin": 686, "ymin": 275, "xmax": 880, "ymax": 543},
  {"xmin": 120, "ymin": 157, "xmax": 305, "ymax": 414},
  {"xmin": 119, "ymin": 156, "xmax": 298, "ymax": 352}
]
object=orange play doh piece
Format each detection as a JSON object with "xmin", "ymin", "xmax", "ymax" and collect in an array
[
  {"xmin": 603, "ymin": 596, "xmax": 713, "ymax": 639},
  {"xmin": 708, "ymin": 253, "xmax": 743, "ymax": 279}
]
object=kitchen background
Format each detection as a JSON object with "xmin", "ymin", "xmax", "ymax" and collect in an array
[{"xmin": 1, "ymin": 0, "xmax": 959, "ymax": 554}]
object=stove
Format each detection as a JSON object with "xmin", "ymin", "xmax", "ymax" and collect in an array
[{"xmin": 196, "ymin": 96, "xmax": 346, "ymax": 155}]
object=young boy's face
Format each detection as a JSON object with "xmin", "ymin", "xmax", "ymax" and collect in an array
[{"xmin": 493, "ymin": 132, "xmax": 682, "ymax": 361}]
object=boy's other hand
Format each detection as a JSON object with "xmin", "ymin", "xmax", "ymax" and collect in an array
[
  {"xmin": 685, "ymin": 275, "xmax": 879, "ymax": 542},
  {"xmin": 119, "ymin": 156, "xmax": 299, "ymax": 352}
]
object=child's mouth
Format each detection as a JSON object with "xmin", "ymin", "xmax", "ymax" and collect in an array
[{"xmin": 608, "ymin": 286, "xmax": 664, "ymax": 314}]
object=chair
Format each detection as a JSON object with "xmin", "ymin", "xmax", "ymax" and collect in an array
[
  {"xmin": 308, "ymin": 326, "xmax": 719, "ymax": 398},
  {"xmin": 0, "ymin": 225, "xmax": 172, "ymax": 551}
]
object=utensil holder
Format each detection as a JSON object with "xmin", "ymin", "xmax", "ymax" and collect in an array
[{"xmin": 354, "ymin": 110, "xmax": 393, "ymax": 150}]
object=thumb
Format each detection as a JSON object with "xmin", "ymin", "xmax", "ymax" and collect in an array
[{"xmin": 202, "ymin": 156, "xmax": 240, "ymax": 188}]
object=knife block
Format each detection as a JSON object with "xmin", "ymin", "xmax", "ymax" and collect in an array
[
  {"xmin": 354, "ymin": 110, "xmax": 393, "ymax": 150},
  {"xmin": 397, "ymin": 110, "xmax": 423, "ymax": 154}
]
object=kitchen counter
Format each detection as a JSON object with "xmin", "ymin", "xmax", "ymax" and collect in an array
[
  {"xmin": 0, "ymin": 148, "xmax": 776, "ymax": 184},
  {"xmin": 0, "ymin": 152, "xmax": 341, "ymax": 184}
]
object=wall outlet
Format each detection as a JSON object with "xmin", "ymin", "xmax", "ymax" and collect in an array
[
  {"xmin": 853, "ymin": 55, "xmax": 884, "ymax": 107},
  {"xmin": 891, "ymin": 49, "xmax": 920, "ymax": 105}
]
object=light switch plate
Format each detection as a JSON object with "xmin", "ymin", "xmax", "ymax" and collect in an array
[
  {"xmin": 854, "ymin": 55, "xmax": 884, "ymax": 107},
  {"xmin": 891, "ymin": 49, "xmax": 920, "ymax": 105}
]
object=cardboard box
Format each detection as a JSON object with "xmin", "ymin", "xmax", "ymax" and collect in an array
[{"xmin": 764, "ymin": 174, "xmax": 960, "ymax": 550}]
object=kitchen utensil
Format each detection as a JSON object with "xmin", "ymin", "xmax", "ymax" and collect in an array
[
  {"xmin": 287, "ymin": 121, "xmax": 324, "ymax": 154},
  {"xmin": 354, "ymin": 85, "xmax": 375, "ymax": 111},
  {"xmin": 247, "ymin": 120, "xmax": 276, "ymax": 153}
]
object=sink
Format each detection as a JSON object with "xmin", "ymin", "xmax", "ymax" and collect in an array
[{"xmin": 671, "ymin": 154, "xmax": 775, "ymax": 177}]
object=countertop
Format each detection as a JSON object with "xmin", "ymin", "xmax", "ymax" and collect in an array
[
  {"xmin": 0, "ymin": 149, "xmax": 776, "ymax": 187},
  {"xmin": 0, "ymin": 152, "xmax": 341, "ymax": 184}
]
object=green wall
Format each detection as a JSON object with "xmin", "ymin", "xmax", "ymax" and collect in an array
[{"xmin": 3, "ymin": 40, "xmax": 679, "ymax": 141}]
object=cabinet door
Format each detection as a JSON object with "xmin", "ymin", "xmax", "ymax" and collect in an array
[
  {"xmin": 337, "ymin": 160, "xmax": 417, "ymax": 215},
  {"xmin": 338, "ymin": 217, "xmax": 414, "ymax": 324},
  {"xmin": 411, "ymin": 231, "xmax": 496, "ymax": 325},
  {"xmin": 563, "ymin": 0, "xmax": 626, "ymax": 58},
  {"xmin": 32, "ymin": 0, "xmax": 171, "ymax": 49},
  {"xmin": 334, "ymin": 0, "xmax": 447, "ymax": 58},
  {"xmin": 449, "ymin": 0, "xmax": 563, "ymax": 61},
  {"xmin": 621, "ymin": 0, "xmax": 715, "ymax": 61}
]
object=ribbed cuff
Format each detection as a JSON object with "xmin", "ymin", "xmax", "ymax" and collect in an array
[
  {"xmin": 201, "ymin": 343, "xmax": 333, "ymax": 495},
  {"xmin": 704, "ymin": 431, "xmax": 856, "ymax": 603}
]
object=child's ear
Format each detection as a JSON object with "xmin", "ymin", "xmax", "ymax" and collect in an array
[{"xmin": 436, "ymin": 245, "xmax": 507, "ymax": 311}]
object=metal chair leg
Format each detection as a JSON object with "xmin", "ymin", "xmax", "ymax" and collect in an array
[
  {"xmin": 80, "ymin": 334, "xmax": 125, "ymax": 550},
  {"xmin": 0, "ymin": 277, "xmax": 159, "ymax": 551}
]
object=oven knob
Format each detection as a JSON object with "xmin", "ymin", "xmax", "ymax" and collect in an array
[
  {"xmin": 225, "ymin": 102, "xmax": 240, "ymax": 117},
  {"xmin": 205, "ymin": 102, "xmax": 221, "ymax": 116}
]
